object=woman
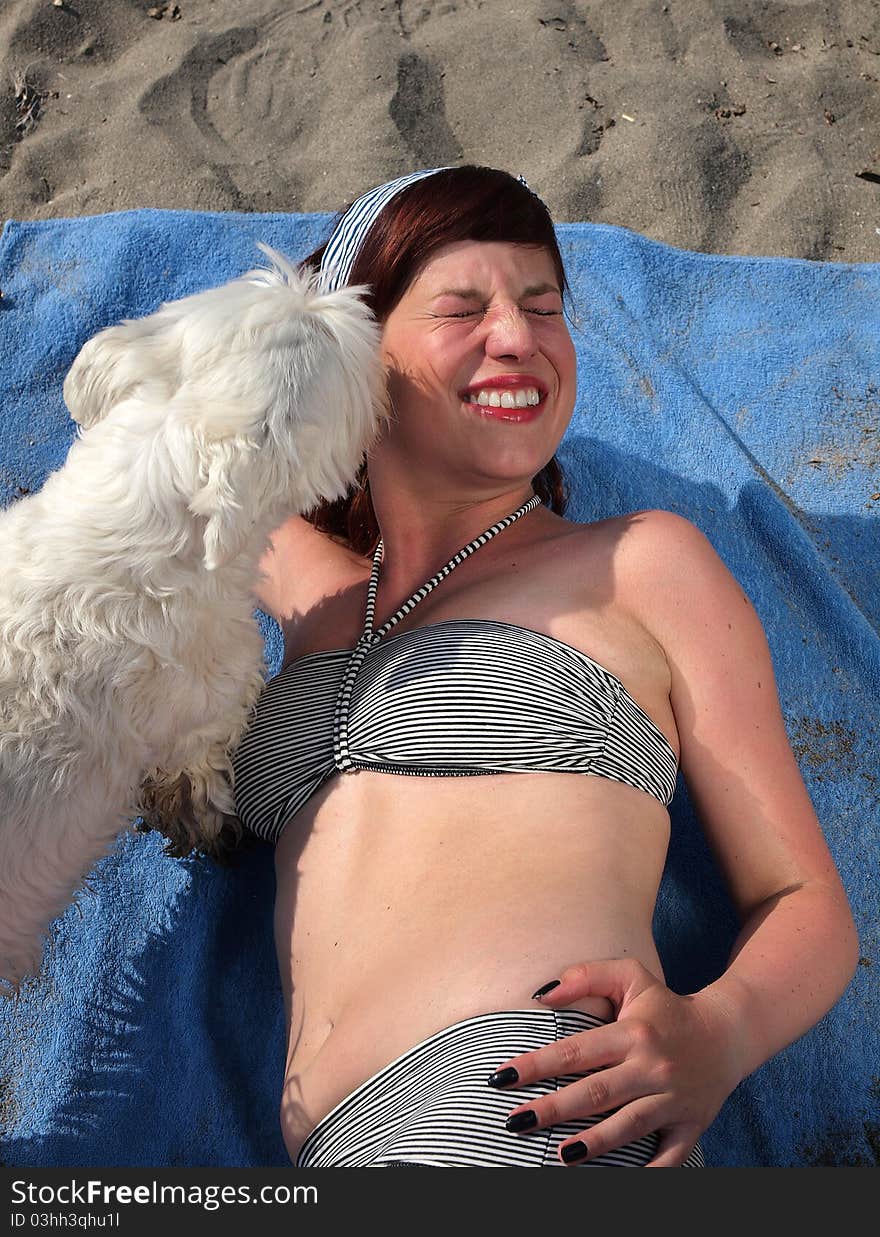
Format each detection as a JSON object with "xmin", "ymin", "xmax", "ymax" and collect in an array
[{"xmin": 232, "ymin": 166, "xmax": 858, "ymax": 1168}]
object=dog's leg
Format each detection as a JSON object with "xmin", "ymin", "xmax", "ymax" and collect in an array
[
  {"xmin": 138, "ymin": 754, "xmax": 243, "ymax": 862},
  {"xmin": 0, "ymin": 773, "xmax": 138, "ymax": 994},
  {"xmin": 136, "ymin": 654, "xmax": 266, "ymax": 861}
]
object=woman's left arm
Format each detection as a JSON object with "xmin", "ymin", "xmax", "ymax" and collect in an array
[
  {"xmin": 636, "ymin": 510, "xmax": 859, "ymax": 1069},
  {"xmin": 491, "ymin": 511, "xmax": 860, "ymax": 1165}
]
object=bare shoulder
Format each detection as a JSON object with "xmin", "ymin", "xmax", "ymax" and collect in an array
[
  {"xmin": 596, "ymin": 506, "xmax": 718, "ymax": 563},
  {"xmin": 595, "ymin": 506, "xmax": 763, "ymax": 691},
  {"xmin": 623, "ymin": 507, "xmax": 721, "ymax": 558},
  {"xmin": 555, "ymin": 507, "xmax": 721, "ymax": 601},
  {"xmin": 583, "ymin": 507, "xmax": 739, "ymax": 607},
  {"xmin": 250, "ymin": 514, "xmax": 362, "ymax": 621}
]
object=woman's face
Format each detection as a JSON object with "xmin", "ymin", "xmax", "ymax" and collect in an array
[{"xmin": 377, "ymin": 239, "xmax": 577, "ymax": 494}]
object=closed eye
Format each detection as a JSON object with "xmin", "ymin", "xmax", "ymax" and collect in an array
[{"xmin": 442, "ymin": 308, "xmax": 562, "ymax": 318}]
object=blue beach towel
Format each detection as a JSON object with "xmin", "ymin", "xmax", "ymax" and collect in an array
[{"xmin": 0, "ymin": 209, "xmax": 877, "ymax": 1169}]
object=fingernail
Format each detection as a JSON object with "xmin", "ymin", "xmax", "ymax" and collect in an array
[
  {"xmin": 561, "ymin": 1140, "xmax": 588, "ymax": 1163},
  {"xmin": 531, "ymin": 979, "xmax": 561, "ymax": 999},
  {"xmin": 505, "ymin": 1110, "xmax": 538, "ymax": 1133},
  {"xmin": 487, "ymin": 1066, "xmax": 519, "ymax": 1088}
]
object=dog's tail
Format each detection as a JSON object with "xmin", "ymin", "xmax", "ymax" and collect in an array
[
  {"xmin": 245, "ymin": 242, "xmax": 376, "ymax": 311},
  {"xmin": 246, "ymin": 243, "xmax": 312, "ymax": 290}
]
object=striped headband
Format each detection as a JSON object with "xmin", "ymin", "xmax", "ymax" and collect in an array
[{"xmin": 317, "ymin": 167, "xmax": 533, "ymax": 294}]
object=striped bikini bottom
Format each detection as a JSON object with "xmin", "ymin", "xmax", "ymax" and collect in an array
[{"xmin": 294, "ymin": 1008, "xmax": 705, "ymax": 1168}]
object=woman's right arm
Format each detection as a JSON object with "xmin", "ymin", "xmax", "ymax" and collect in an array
[
  {"xmin": 251, "ymin": 532, "xmax": 284, "ymax": 618},
  {"xmin": 250, "ymin": 514, "xmax": 319, "ymax": 618},
  {"xmin": 250, "ymin": 513, "xmax": 350, "ymax": 621}
]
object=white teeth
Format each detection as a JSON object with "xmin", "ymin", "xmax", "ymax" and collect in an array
[{"xmin": 466, "ymin": 386, "xmax": 541, "ymax": 408}]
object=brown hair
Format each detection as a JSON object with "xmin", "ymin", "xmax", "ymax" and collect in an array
[{"xmin": 302, "ymin": 166, "xmax": 571, "ymax": 556}]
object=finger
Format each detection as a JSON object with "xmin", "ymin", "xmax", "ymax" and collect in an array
[
  {"xmin": 487, "ymin": 1020, "xmax": 625, "ymax": 1089},
  {"xmin": 504, "ymin": 1063, "xmax": 645, "ymax": 1133},
  {"xmin": 556, "ymin": 1096, "xmax": 665, "ymax": 1166},
  {"xmin": 532, "ymin": 958, "xmax": 651, "ymax": 1011},
  {"xmin": 644, "ymin": 1128, "xmax": 701, "ymax": 1168}
]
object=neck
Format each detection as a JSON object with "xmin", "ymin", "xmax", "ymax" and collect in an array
[{"xmin": 367, "ymin": 478, "xmax": 539, "ymax": 594}]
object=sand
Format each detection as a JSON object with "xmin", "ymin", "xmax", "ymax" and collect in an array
[{"xmin": 1, "ymin": 0, "xmax": 879, "ymax": 260}]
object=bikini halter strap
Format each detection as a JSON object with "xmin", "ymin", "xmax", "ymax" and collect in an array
[{"xmin": 362, "ymin": 493, "xmax": 543, "ymax": 643}]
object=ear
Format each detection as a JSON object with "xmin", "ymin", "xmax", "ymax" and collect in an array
[
  {"xmin": 63, "ymin": 312, "xmax": 178, "ymax": 429},
  {"xmin": 188, "ymin": 437, "xmax": 257, "ymax": 572}
]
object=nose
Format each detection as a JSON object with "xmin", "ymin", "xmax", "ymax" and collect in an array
[{"xmin": 483, "ymin": 304, "xmax": 539, "ymax": 362}]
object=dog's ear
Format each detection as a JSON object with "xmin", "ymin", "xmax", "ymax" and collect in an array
[
  {"xmin": 188, "ymin": 436, "xmax": 259, "ymax": 572},
  {"xmin": 63, "ymin": 314, "xmax": 178, "ymax": 429}
]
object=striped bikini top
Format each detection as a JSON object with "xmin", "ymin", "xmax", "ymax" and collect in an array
[{"xmin": 232, "ymin": 495, "xmax": 679, "ymax": 844}]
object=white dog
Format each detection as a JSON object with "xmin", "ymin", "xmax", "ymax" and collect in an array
[{"xmin": 0, "ymin": 245, "xmax": 386, "ymax": 990}]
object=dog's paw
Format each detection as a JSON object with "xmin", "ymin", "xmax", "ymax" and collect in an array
[{"xmin": 138, "ymin": 768, "xmax": 245, "ymax": 865}]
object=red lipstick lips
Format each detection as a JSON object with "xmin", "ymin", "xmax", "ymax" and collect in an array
[
  {"xmin": 460, "ymin": 374, "xmax": 547, "ymax": 396},
  {"xmin": 460, "ymin": 374, "xmax": 547, "ymax": 423}
]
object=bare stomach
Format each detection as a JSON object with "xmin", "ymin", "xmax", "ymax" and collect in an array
[{"xmin": 273, "ymin": 770, "xmax": 671, "ymax": 1164}]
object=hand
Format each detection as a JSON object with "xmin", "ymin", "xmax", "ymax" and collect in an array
[{"xmin": 489, "ymin": 959, "xmax": 744, "ymax": 1167}]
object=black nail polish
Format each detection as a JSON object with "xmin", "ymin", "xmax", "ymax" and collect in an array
[
  {"xmin": 505, "ymin": 1110, "xmax": 538, "ymax": 1133},
  {"xmin": 561, "ymin": 1140, "xmax": 588, "ymax": 1163},
  {"xmin": 487, "ymin": 1066, "xmax": 519, "ymax": 1088},
  {"xmin": 531, "ymin": 979, "xmax": 561, "ymax": 999}
]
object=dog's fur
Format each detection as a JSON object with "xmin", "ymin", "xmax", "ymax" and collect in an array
[{"xmin": 0, "ymin": 245, "xmax": 386, "ymax": 990}]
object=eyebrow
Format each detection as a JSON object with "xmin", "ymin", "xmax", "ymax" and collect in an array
[{"xmin": 430, "ymin": 282, "xmax": 562, "ymax": 300}]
